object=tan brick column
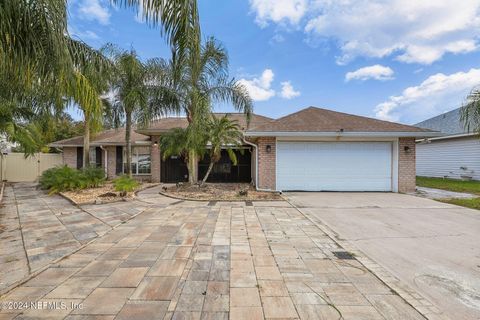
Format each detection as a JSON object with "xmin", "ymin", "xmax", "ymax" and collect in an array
[
  {"xmin": 62, "ymin": 147, "xmax": 77, "ymax": 168},
  {"xmin": 398, "ymin": 137, "xmax": 416, "ymax": 193},
  {"xmin": 151, "ymin": 137, "xmax": 161, "ymax": 183},
  {"xmin": 257, "ymin": 137, "xmax": 276, "ymax": 190},
  {"xmin": 106, "ymin": 146, "xmax": 116, "ymax": 180}
]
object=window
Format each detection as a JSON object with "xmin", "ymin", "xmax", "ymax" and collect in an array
[
  {"xmin": 123, "ymin": 147, "xmax": 151, "ymax": 175},
  {"xmin": 88, "ymin": 147, "xmax": 97, "ymax": 166}
]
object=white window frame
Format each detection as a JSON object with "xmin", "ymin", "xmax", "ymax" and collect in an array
[{"xmin": 123, "ymin": 147, "xmax": 151, "ymax": 175}]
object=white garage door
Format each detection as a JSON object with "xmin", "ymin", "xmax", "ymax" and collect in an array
[{"xmin": 277, "ymin": 141, "xmax": 392, "ymax": 191}]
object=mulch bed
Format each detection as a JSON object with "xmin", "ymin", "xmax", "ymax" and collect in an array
[
  {"xmin": 60, "ymin": 182, "xmax": 158, "ymax": 205},
  {"xmin": 160, "ymin": 183, "xmax": 281, "ymax": 201}
]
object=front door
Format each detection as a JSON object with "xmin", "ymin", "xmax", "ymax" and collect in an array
[{"xmin": 161, "ymin": 155, "xmax": 188, "ymax": 183}]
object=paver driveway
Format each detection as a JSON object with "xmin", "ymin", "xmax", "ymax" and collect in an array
[
  {"xmin": 0, "ymin": 183, "xmax": 151, "ymax": 292},
  {"xmin": 286, "ymin": 192, "xmax": 480, "ymax": 320},
  {"xmin": 0, "ymin": 186, "xmax": 426, "ymax": 319}
]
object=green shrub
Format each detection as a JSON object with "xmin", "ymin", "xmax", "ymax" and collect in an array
[
  {"xmin": 79, "ymin": 166, "xmax": 106, "ymax": 188},
  {"xmin": 39, "ymin": 165, "xmax": 106, "ymax": 194},
  {"xmin": 113, "ymin": 175, "xmax": 139, "ymax": 196},
  {"xmin": 39, "ymin": 165, "xmax": 82, "ymax": 194}
]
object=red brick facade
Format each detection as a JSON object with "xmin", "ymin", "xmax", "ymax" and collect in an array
[
  {"xmin": 257, "ymin": 137, "xmax": 276, "ymax": 190},
  {"xmin": 62, "ymin": 136, "xmax": 417, "ymax": 193},
  {"xmin": 398, "ymin": 137, "xmax": 416, "ymax": 193},
  {"xmin": 106, "ymin": 146, "xmax": 116, "ymax": 180},
  {"xmin": 63, "ymin": 147, "xmax": 77, "ymax": 168}
]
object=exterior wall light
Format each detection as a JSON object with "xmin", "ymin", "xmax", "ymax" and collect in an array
[
  {"xmin": 266, "ymin": 145, "xmax": 272, "ymax": 153},
  {"xmin": 404, "ymin": 146, "xmax": 411, "ymax": 153}
]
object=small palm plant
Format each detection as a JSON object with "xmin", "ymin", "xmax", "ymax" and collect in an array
[
  {"xmin": 201, "ymin": 115, "xmax": 243, "ymax": 185},
  {"xmin": 113, "ymin": 175, "xmax": 140, "ymax": 197}
]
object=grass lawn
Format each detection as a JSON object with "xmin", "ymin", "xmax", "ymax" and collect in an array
[
  {"xmin": 416, "ymin": 176, "xmax": 480, "ymax": 195},
  {"xmin": 438, "ymin": 198, "xmax": 480, "ymax": 210}
]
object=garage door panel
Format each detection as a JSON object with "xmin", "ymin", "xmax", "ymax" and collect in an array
[{"xmin": 277, "ymin": 141, "xmax": 392, "ymax": 191}]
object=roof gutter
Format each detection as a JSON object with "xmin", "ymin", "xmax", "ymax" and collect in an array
[
  {"xmin": 416, "ymin": 132, "xmax": 478, "ymax": 142},
  {"xmin": 244, "ymin": 131, "xmax": 441, "ymax": 138},
  {"xmin": 243, "ymin": 138, "xmax": 278, "ymax": 193}
]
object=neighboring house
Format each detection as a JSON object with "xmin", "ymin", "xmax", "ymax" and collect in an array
[
  {"xmin": 50, "ymin": 107, "xmax": 437, "ymax": 192},
  {"xmin": 415, "ymin": 107, "xmax": 480, "ymax": 180}
]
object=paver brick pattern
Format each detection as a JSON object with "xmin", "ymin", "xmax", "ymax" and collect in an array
[
  {"xmin": 0, "ymin": 183, "xmax": 155, "ymax": 292},
  {"xmin": 0, "ymin": 186, "xmax": 426, "ymax": 319}
]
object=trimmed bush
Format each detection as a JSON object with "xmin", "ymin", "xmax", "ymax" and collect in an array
[
  {"xmin": 113, "ymin": 175, "xmax": 139, "ymax": 196},
  {"xmin": 39, "ymin": 166, "xmax": 82, "ymax": 194},
  {"xmin": 79, "ymin": 166, "xmax": 106, "ymax": 188},
  {"xmin": 39, "ymin": 165, "xmax": 106, "ymax": 194}
]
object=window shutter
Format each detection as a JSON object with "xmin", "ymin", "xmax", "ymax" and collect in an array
[
  {"xmin": 95, "ymin": 147, "xmax": 102, "ymax": 167},
  {"xmin": 76, "ymin": 147, "xmax": 83, "ymax": 169},
  {"xmin": 116, "ymin": 146, "xmax": 123, "ymax": 174}
]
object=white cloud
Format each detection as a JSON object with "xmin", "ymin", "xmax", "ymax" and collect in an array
[
  {"xmin": 238, "ymin": 69, "xmax": 300, "ymax": 101},
  {"xmin": 249, "ymin": 0, "xmax": 308, "ymax": 27},
  {"xmin": 238, "ymin": 69, "xmax": 276, "ymax": 101},
  {"xmin": 375, "ymin": 68, "xmax": 480, "ymax": 122},
  {"xmin": 270, "ymin": 34, "xmax": 286, "ymax": 44},
  {"xmin": 280, "ymin": 81, "xmax": 301, "ymax": 99},
  {"xmin": 249, "ymin": 0, "xmax": 480, "ymax": 64},
  {"xmin": 68, "ymin": 25, "xmax": 100, "ymax": 41},
  {"xmin": 345, "ymin": 65, "xmax": 394, "ymax": 82},
  {"xmin": 79, "ymin": 0, "xmax": 110, "ymax": 25}
]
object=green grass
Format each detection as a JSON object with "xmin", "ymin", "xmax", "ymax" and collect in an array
[
  {"xmin": 438, "ymin": 198, "xmax": 480, "ymax": 210},
  {"xmin": 416, "ymin": 176, "xmax": 480, "ymax": 195}
]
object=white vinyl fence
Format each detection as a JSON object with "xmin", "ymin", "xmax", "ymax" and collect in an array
[{"xmin": 0, "ymin": 153, "xmax": 63, "ymax": 182}]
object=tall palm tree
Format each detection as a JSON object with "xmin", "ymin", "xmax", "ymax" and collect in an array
[
  {"xmin": 103, "ymin": 45, "xmax": 177, "ymax": 176},
  {"xmin": 159, "ymin": 126, "xmax": 208, "ymax": 174},
  {"xmin": 158, "ymin": 37, "xmax": 253, "ymax": 183},
  {"xmin": 201, "ymin": 115, "xmax": 243, "ymax": 185},
  {"xmin": 0, "ymin": 0, "xmax": 200, "ymax": 151},
  {"xmin": 461, "ymin": 88, "xmax": 480, "ymax": 133}
]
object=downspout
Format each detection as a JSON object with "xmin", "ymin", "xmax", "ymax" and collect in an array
[
  {"xmin": 243, "ymin": 137, "xmax": 278, "ymax": 193},
  {"xmin": 100, "ymin": 146, "xmax": 107, "ymax": 176}
]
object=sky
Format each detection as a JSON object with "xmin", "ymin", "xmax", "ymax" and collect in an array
[{"xmin": 67, "ymin": 0, "xmax": 480, "ymax": 125}]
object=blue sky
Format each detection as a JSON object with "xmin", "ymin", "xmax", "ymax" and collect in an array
[{"xmin": 68, "ymin": 0, "xmax": 480, "ymax": 125}]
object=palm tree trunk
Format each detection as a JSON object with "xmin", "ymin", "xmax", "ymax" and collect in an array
[
  {"xmin": 125, "ymin": 111, "xmax": 132, "ymax": 177},
  {"xmin": 187, "ymin": 150, "xmax": 198, "ymax": 184},
  {"xmin": 201, "ymin": 161, "xmax": 214, "ymax": 185},
  {"xmin": 83, "ymin": 115, "xmax": 90, "ymax": 168}
]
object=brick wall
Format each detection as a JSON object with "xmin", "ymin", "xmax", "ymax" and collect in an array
[
  {"xmin": 151, "ymin": 137, "xmax": 161, "ymax": 183},
  {"xmin": 257, "ymin": 137, "xmax": 276, "ymax": 190},
  {"xmin": 63, "ymin": 147, "xmax": 77, "ymax": 168},
  {"xmin": 398, "ymin": 137, "xmax": 416, "ymax": 193},
  {"xmin": 106, "ymin": 146, "xmax": 116, "ymax": 180}
]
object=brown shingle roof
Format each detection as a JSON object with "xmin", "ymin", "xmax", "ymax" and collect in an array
[
  {"xmin": 247, "ymin": 107, "xmax": 434, "ymax": 133},
  {"xmin": 49, "ymin": 127, "xmax": 150, "ymax": 147},
  {"xmin": 50, "ymin": 113, "xmax": 271, "ymax": 147},
  {"xmin": 138, "ymin": 113, "xmax": 273, "ymax": 133}
]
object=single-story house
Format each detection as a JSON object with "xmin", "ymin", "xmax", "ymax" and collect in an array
[
  {"xmin": 50, "ymin": 106, "xmax": 438, "ymax": 192},
  {"xmin": 415, "ymin": 107, "xmax": 480, "ymax": 180}
]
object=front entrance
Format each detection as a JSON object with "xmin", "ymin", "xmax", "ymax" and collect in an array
[
  {"xmin": 160, "ymin": 149, "xmax": 252, "ymax": 183},
  {"xmin": 161, "ymin": 155, "xmax": 188, "ymax": 183}
]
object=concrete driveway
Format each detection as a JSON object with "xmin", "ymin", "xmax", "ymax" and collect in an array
[{"xmin": 285, "ymin": 192, "xmax": 480, "ymax": 320}]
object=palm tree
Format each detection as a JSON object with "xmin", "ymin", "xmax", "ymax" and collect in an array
[
  {"xmin": 0, "ymin": 0, "xmax": 200, "ymax": 152},
  {"xmin": 160, "ymin": 37, "xmax": 253, "ymax": 183},
  {"xmin": 461, "ymin": 88, "xmax": 480, "ymax": 133},
  {"xmin": 103, "ymin": 45, "xmax": 178, "ymax": 176},
  {"xmin": 200, "ymin": 115, "xmax": 243, "ymax": 185},
  {"xmin": 159, "ymin": 126, "xmax": 208, "ymax": 175}
]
